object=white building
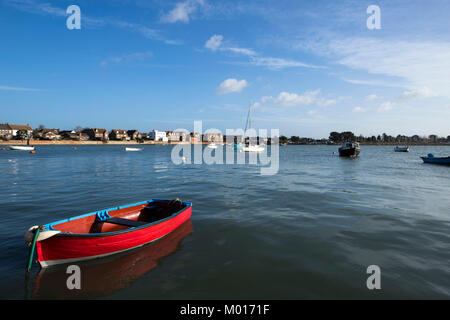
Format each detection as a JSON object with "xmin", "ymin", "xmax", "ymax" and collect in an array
[
  {"xmin": 166, "ymin": 131, "xmax": 188, "ymax": 143},
  {"xmin": 149, "ymin": 130, "xmax": 168, "ymax": 142}
]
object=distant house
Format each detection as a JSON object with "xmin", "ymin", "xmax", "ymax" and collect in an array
[
  {"xmin": 166, "ymin": 131, "xmax": 188, "ymax": 143},
  {"xmin": 190, "ymin": 132, "xmax": 201, "ymax": 144},
  {"xmin": 0, "ymin": 123, "xmax": 32, "ymax": 139},
  {"xmin": 202, "ymin": 132, "xmax": 224, "ymax": 143},
  {"xmin": 60, "ymin": 130, "xmax": 89, "ymax": 141},
  {"xmin": 149, "ymin": 130, "xmax": 168, "ymax": 142},
  {"xmin": 0, "ymin": 124, "xmax": 10, "ymax": 138},
  {"xmin": 83, "ymin": 128, "xmax": 109, "ymax": 141},
  {"xmin": 224, "ymin": 134, "xmax": 244, "ymax": 144},
  {"xmin": 109, "ymin": 129, "xmax": 129, "ymax": 141},
  {"xmin": 37, "ymin": 128, "xmax": 61, "ymax": 140},
  {"xmin": 127, "ymin": 130, "xmax": 141, "ymax": 140}
]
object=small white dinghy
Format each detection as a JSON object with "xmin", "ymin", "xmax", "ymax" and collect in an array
[
  {"xmin": 125, "ymin": 147, "xmax": 143, "ymax": 152},
  {"xmin": 207, "ymin": 143, "xmax": 218, "ymax": 149},
  {"xmin": 9, "ymin": 146, "xmax": 35, "ymax": 151},
  {"xmin": 243, "ymin": 145, "xmax": 265, "ymax": 152}
]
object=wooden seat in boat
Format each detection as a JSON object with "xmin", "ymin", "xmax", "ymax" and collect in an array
[{"xmin": 104, "ymin": 217, "xmax": 149, "ymax": 228}]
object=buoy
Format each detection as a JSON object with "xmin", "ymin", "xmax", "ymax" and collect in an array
[
  {"xmin": 29, "ymin": 150, "xmax": 36, "ymax": 154},
  {"xmin": 73, "ymin": 147, "xmax": 77, "ymax": 150},
  {"xmin": 1, "ymin": 148, "xmax": 5, "ymax": 151}
]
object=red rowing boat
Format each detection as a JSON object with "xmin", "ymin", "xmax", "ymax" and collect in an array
[
  {"xmin": 31, "ymin": 220, "xmax": 193, "ymax": 299},
  {"xmin": 24, "ymin": 199, "xmax": 192, "ymax": 268}
]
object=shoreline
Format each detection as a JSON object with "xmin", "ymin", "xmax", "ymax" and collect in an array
[
  {"xmin": 1, "ymin": 140, "xmax": 449, "ymax": 146},
  {"xmin": 0, "ymin": 140, "xmax": 205, "ymax": 146}
]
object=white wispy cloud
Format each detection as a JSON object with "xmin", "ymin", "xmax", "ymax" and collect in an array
[
  {"xmin": 4, "ymin": 0, "xmax": 181, "ymax": 44},
  {"xmin": 275, "ymin": 90, "xmax": 319, "ymax": 106},
  {"xmin": 258, "ymin": 89, "xmax": 336, "ymax": 108},
  {"xmin": 353, "ymin": 107, "xmax": 366, "ymax": 113},
  {"xmin": 366, "ymin": 94, "xmax": 377, "ymax": 101},
  {"xmin": 397, "ymin": 87, "xmax": 437, "ymax": 101},
  {"xmin": 205, "ymin": 34, "xmax": 223, "ymax": 51},
  {"xmin": 100, "ymin": 51, "xmax": 153, "ymax": 67},
  {"xmin": 161, "ymin": 0, "xmax": 205, "ymax": 23},
  {"xmin": 309, "ymin": 37, "xmax": 450, "ymax": 97},
  {"xmin": 5, "ymin": 0, "xmax": 103, "ymax": 27},
  {"xmin": 377, "ymin": 101, "xmax": 394, "ymax": 112},
  {"xmin": 341, "ymin": 78, "xmax": 407, "ymax": 88},
  {"xmin": 248, "ymin": 56, "xmax": 321, "ymax": 70},
  {"xmin": 216, "ymin": 78, "xmax": 248, "ymax": 94},
  {"xmin": 204, "ymin": 34, "xmax": 322, "ymax": 70},
  {"xmin": 0, "ymin": 85, "xmax": 40, "ymax": 92}
]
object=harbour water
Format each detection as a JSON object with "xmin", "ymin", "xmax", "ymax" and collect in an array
[{"xmin": 0, "ymin": 145, "xmax": 449, "ymax": 299}]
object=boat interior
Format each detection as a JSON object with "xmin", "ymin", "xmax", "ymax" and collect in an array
[{"xmin": 51, "ymin": 200, "xmax": 187, "ymax": 234}]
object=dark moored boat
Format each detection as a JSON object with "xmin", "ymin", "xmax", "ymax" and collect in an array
[
  {"xmin": 24, "ymin": 199, "xmax": 192, "ymax": 268},
  {"xmin": 421, "ymin": 154, "xmax": 450, "ymax": 166},
  {"xmin": 338, "ymin": 142, "xmax": 360, "ymax": 157},
  {"xmin": 394, "ymin": 146, "xmax": 410, "ymax": 152}
]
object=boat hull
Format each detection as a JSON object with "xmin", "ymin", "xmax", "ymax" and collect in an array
[
  {"xmin": 338, "ymin": 147, "xmax": 360, "ymax": 157},
  {"xmin": 32, "ymin": 220, "xmax": 193, "ymax": 299},
  {"xmin": 421, "ymin": 157, "xmax": 450, "ymax": 165},
  {"xmin": 35, "ymin": 203, "xmax": 191, "ymax": 267},
  {"xmin": 394, "ymin": 147, "xmax": 410, "ymax": 152}
]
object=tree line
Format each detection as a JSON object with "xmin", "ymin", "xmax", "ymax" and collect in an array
[{"xmin": 278, "ymin": 132, "xmax": 450, "ymax": 145}]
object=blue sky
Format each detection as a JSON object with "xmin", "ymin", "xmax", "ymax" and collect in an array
[{"xmin": 1, "ymin": 0, "xmax": 449, "ymax": 138}]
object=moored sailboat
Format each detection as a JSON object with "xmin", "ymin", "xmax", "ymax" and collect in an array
[{"xmin": 242, "ymin": 100, "xmax": 265, "ymax": 153}]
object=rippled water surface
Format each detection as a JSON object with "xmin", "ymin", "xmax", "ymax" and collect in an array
[{"xmin": 0, "ymin": 145, "xmax": 449, "ymax": 299}]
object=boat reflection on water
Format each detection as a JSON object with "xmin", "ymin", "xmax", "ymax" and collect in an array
[{"xmin": 31, "ymin": 220, "xmax": 193, "ymax": 299}]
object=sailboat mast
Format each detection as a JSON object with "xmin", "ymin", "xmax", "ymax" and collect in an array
[
  {"xmin": 244, "ymin": 99, "xmax": 252, "ymax": 132},
  {"xmin": 249, "ymin": 99, "xmax": 252, "ymax": 130}
]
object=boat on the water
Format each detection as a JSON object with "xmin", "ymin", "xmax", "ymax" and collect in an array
[
  {"xmin": 421, "ymin": 153, "xmax": 450, "ymax": 165},
  {"xmin": 394, "ymin": 146, "xmax": 410, "ymax": 152},
  {"xmin": 24, "ymin": 199, "xmax": 192, "ymax": 268},
  {"xmin": 243, "ymin": 145, "xmax": 265, "ymax": 152},
  {"xmin": 9, "ymin": 145, "xmax": 35, "ymax": 151},
  {"xmin": 125, "ymin": 147, "xmax": 143, "ymax": 152},
  {"xmin": 243, "ymin": 100, "xmax": 265, "ymax": 153},
  {"xmin": 207, "ymin": 143, "xmax": 217, "ymax": 149},
  {"xmin": 31, "ymin": 220, "xmax": 193, "ymax": 299},
  {"xmin": 338, "ymin": 142, "xmax": 360, "ymax": 157}
]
